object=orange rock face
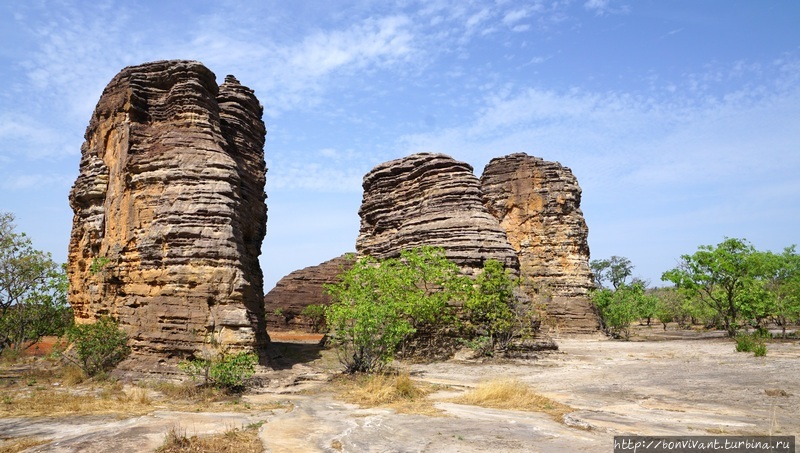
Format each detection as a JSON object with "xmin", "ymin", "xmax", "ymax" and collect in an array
[
  {"xmin": 67, "ymin": 60, "xmax": 268, "ymax": 372},
  {"xmin": 480, "ymin": 153, "xmax": 599, "ymax": 334}
]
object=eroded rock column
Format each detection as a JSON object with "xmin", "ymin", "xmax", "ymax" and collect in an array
[
  {"xmin": 68, "ymin": 60, "xmax": 268, "ymax": 371},
  {"xmin": 356, "ymin": 153, "xmax": 519, "ymax": 273},
  {"xmin": 480, "ymin": 153, "xmax": 599, "ymax": 334}
]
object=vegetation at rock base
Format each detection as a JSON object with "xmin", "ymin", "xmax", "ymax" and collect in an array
[
  {"xmin": 178, "ymin": 330, "xmax": 257, "ymax": 392},
  {"xmin": 0, "ymin": 212, "xmax": 73, "ymax": 353},
  {"xmin": 324, "ymin": 246, "xmax": 537, "ymax": 373},
  {"xmin": 301, "ymin": 304, "xmax": 327, "ymax": 333},
  {"xmin": 63, "ymin": 317, "xmax": 130, "ymax": 377},
  {"xmin": 179, "ymin": 350, "xmax": 258, "ymax": 392}
]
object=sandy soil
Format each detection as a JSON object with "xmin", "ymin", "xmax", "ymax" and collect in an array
[{"xmin": 1, "ymin": 331, "xmax": 797, "ymax": 452}]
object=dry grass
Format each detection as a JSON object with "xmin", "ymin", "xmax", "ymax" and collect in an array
[
  {"xmin": 450, "ymin": 378, "xmax": 572, "ymax": 421},
  {"xmin": 333, "ymin": 372, "xmax": 443, "ymax": 416},
  {"xmin": 0, "ymin": 375, "xmax": 282, "ymax": 418},
  {"xmin": 156, "ymin": 424, "xmax": 263, "ymax": 453},
  {"xmin": 0, "ymin": 384, "xmax": 155, "ymax": 417},
  {"xmin": 0, "ymin": 436, "xmax": 52, "ymax": 453}
]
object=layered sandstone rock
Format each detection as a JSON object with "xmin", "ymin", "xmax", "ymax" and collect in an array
[
  {"xmin": 480, "ymin": 153, "xmax": 598, "ymax": 333},
  {"xmin": 356, "ymin": 153, "xmax": 519, "ymax": 273},
  {"xmin": 264, "ymin": 254, "xmax": 354, "ymax": 332},
  {"xmin": 67, "ymin": 60, "xmax": 268, "ymax": 371}
]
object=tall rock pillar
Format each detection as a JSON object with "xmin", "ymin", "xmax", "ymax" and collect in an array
[
  {"xmin": 67, "ymin": 60, "xmax": 268, "ymax": 371},
  {"xmin": 480, "ymin": 153, "xmax": 599, "ymax": 334}
]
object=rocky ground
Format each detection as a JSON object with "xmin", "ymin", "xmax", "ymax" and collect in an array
[{"xmin": 1, "ymin": 329, "xmax": 797, "ymax": 452}]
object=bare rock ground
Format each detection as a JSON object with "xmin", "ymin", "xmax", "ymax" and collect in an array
[{"xmin": 2, "ymin": 333, "xmax": 797, "ymax": 452}]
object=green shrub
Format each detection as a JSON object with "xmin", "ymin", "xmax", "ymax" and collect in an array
[
  {"xmin": 66, "ymin": 317, "xmax": 130, "ymax": 376},
  {"xmin": 301, "ymin": 304, "xmax": 327, "ymax": 333},
  {"xmin": 324, "ymin": 248, "xmax": 461, "ymax": 373},
  {"xmin": 179, "ymin": 351, "xmax": 257, "ymax": 392},
  {"xmin": 734, "ymin": 333, "xmax": 767, "ymax": 357},
  {"xmin": 461, "ymin": 260, "xmax": 520, "ymax": 354},
  {"xmin": 734, "ymin": 333, "xmax": 755, "ymax": 352}
]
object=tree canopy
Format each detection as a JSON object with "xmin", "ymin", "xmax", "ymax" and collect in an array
[{"xmin": 0, "ymin": 212, "xmax": 72, "ymax": 351}]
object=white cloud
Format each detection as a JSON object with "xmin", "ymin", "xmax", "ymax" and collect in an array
[
  {"xmin": 503, "ymin": 8, "xmax": 530, "ymax": 25},
  {"xmin": 584, "ymin": 0, "xmax": 611, "ymax": 15},
  {"xmin": 399, "ymin": 59, "xmax": 800, "ymax": 196},
  {"xmin": 0, "ymin": 173, "xmax": 73, "ymax": 191},
  {"xmin": 0, "ymin": 114, "xmax": 78, "ymax": 159},
  {"xmin": 282, "ymin": 15, "xmax": 414, "ymax": 79},
  {"xmin": 268, "ymin": 161, "xmax": 365, "ymax": 193}
]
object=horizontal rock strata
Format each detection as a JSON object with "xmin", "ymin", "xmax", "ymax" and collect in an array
[
  {"xmin": 264, "ymin": 254, "xmax": 354, "ymax": 332},
  {"xmin": 356, "ymin": 153, "xmax": 519, "ymax": 273},
  {"xmin": 480, "ymin": 153, "xmax": 598, "ymax": 334},
  {"xmin": 67, "ymin": 60, "xmax": 268, "ymax": 372}
]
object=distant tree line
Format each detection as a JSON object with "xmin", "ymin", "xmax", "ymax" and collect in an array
[{"xmin": 591, "ymin": 238, "xmax": 800, "ymax": 339}]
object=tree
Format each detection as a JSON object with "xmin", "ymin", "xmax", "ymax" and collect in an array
[
  {"xmin": 0, "ymin": 212, "xmax": 73, "ymax": 351},
  {"xmin": 66, "ymin": 317, "xmax": 130, "ymax": 376},
  {"xmin": 461, "ymin": 259, "xmax": 520, "ymax": 353},
  {"xmin": 324, "ymin": 247, "xmax": 526, "ymax": 372},
  {"xmin": 324, "ymin": 248, "xmax": 462, "ymax": 373},
  {"xmin": 662, "ymin": 238, "xmax": 768, "ymax": 337},
  {"xmin": 591, "ymin": 256, "xmax": 633, "ymax": 289},
  {"xmin": 591, "ymin": 281, "xmax": 655, "ymax": 339},
  {"xmin": 762, "ymin": 246, "xmax": 800, "ymax": 336}
]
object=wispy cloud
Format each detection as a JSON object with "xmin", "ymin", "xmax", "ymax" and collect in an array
[
  {"xmin": 0, "ymin": 172, "xmax": 73, "ymax": 191},
  {"xmin": 0, "ymin": 114, "xmax": 77, "ymax": 160},
  {"xmin": 399, "ymin": 56, "xmax": 800, "ymax": 194}
]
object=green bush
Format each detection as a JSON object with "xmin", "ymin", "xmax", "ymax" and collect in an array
[
  {"xmin": 325, "ymin": 247, "xmax": 529, "ymax": 371},
  {"xmin": 324, "ymin": 247, "xmax": 463, "ymax": 373},
  {"xmin": 66, "ymin": 317, "xmax": 130, "ymax": 376},
  {"xmin": 734, "ymin": 333, "xmax": 755, "ymax": 352},
  {"xmin": 301, "ymin": 304, "xmax": 327, "ymax": 333},
  {"xmin": 179, "ymin": 351, "xmax": 257, "ymax": 392},
  {"xmin": 734, "ymin": 333, "xmax": 767, "ymax": 357},
  {"xmin": 461, "ymin": 260, "xmax": 520, "ymax": 354}
]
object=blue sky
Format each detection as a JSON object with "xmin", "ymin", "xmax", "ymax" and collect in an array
[{"xmin": 1, "ymin": 0, "xmax": 798, "ymax": 291}]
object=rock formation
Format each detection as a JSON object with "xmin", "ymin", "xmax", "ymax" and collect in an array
[
  {"xmin": 480, "ymin": 153, "xmax": 598, "ymax": 333},
  {"xmin": 356, "ymin": 153, "xmax": 519, "ymax": 273},
  {"xmin": 264, "ymin": 254, "xmax": 354, "ymax": 332},
  {"xmin": 67, "ymin": 60, "xmax": 268, "ymax": 371}
]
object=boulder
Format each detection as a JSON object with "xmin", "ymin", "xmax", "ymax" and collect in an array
[{"xmin": 67, "ymin": 60, "xmax": 268, "ymax": 372}]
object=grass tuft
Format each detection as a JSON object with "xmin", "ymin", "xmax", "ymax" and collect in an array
[
  {"xmin": 155, "ymin": 424, "xmax": 263, "ymax": 453},
  {"xmin": 450, "ymin": 378, "xmax": 572, "ymax": 421},
  {"xmin": 333, "ymin": 372, "xmax": 442, "ymax": 416},
  {"xmin": 0, "ymin": 436, "xmax": 52, "ymax": 453}
]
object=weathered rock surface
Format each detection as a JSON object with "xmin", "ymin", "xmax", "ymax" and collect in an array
[
  {"xmin": 480, "ymin": 153, "xmax": 598, "ymax": 334},
  {"xmin": 67, "ymin": 60, "xmax": 268, "ymax": 371},
  {"xmin": 356, "ymin": 153, "xmax": 519, "ymax": 273},
  {"xmin": 264, "ymin": 254, "xmax": 354, "ymax": 332}
]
